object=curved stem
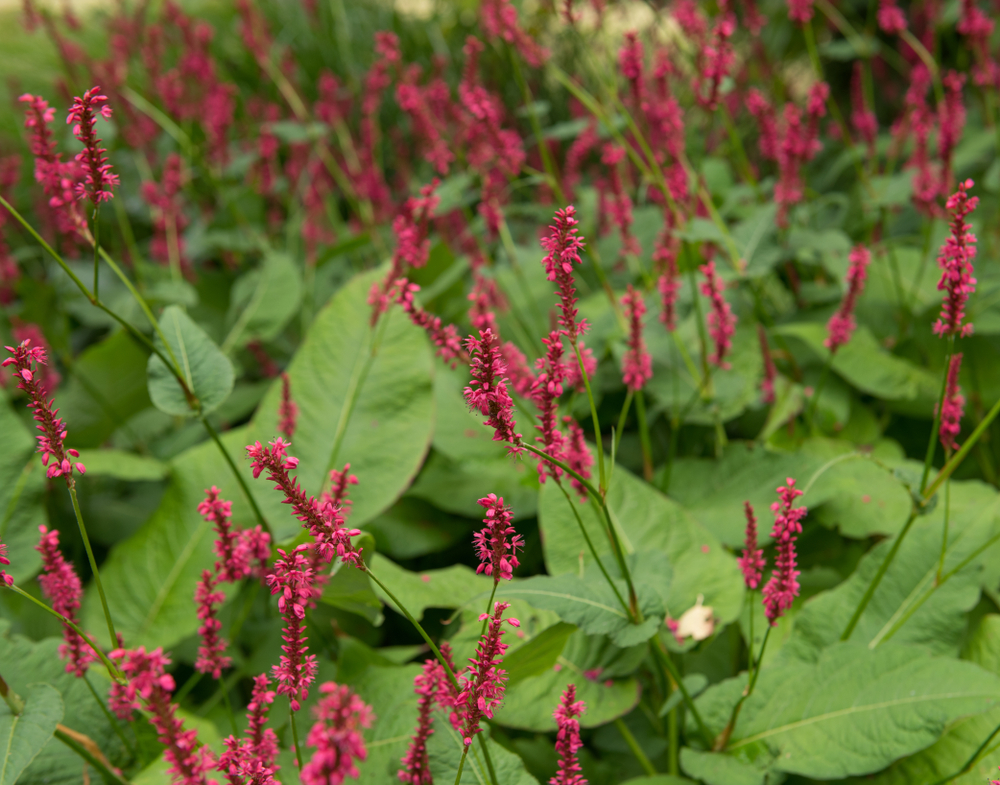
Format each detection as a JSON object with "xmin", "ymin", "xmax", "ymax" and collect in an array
[
  {"xmin": 649, "ymin": 638, "xmax": 712, "ymax": 747},
  {"xmin": 921, "ymin": 336, "xmax": 955, "ymax": 494},
  {"xmin": 924, "ymin": 393, "xmax": 1000, "ymax": 500},
  {"xmin": 928, "ymin": 719, "xmax": 1000, "ymax": 785},
  {"xmin": 55, "ymin": 726, "xmax": 131, "ymax": 785},
  {"xmin": 936, "ymin": 478, "xmax": 951, "ymax": 584},
  {"xmin": 67, "ymin": 481, "xmax": 117, "ymax": 649},
  {"xmin": 290, "ymin": 705, "xmax": 304, "ymax": 770},
  {"xmin": 635, "ymin": 390, "xmax": 654, "ymax": 483},
  {"xmin": 573, "ymin": 341, "xmax": 606, "ymax": 494},
  {"xmin": 199, "ymin": 414, "xmax": 269, "ymax": 534},
  {"xmin": 83, "ymin": 673, "xmax": 137, "ymax": 761},
  {"xmin": 616, "ymin": 717, "xmax": 657, "ymax": 776},
  {"xmin": 715, "ymin": 626, "xmax": 772, "ymax": 751},
  {"xmin": 454, "ymin": 745, "xmax": 470, "ymax": 785}
]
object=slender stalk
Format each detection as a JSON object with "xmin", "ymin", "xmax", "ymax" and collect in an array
[
  {"xmin": 924, "ymin": 393, "xmax": 1000, "ymax": 499},
  {"xmin": 928, "ymin": 719, "xmax": 1000, "ymax": 785},
  {"xmin": 454, "ymin": 746, "xmax": 470, "ymax": 785},
  {"xmin": 199, "ymin": 413, "xmax": 269, "ymax": 533},
  {"xmin": 220, "ymin": 682, "xmax": 238, "ymax": 737},
  {"xmin": 650, "ymin": 639, "xmax": 712, "ymax": 747},
  {"xmin": 67, "ymin": 482, "xmax": 117, "ymax": 648},
  {"xmin": 290, "ymin": 706, "xmax": 304, "ymax": 770},
  {"xmin": 83, "ymin": 673, "xmax": 137, "ymax": 761},
  {"xmin": 2, "ymin": 583, "xmax": 123, "ymax": 681},
  {"xmin": 480, "ymin": 582, "xmax": 499, "ymax": 637},
  {"xmin": 92, "ymin": 206, "xmax": 100, "ymax": 298},
  {"xmin": 936, "ymin": 478, "xmax": 951, "ymax": 584},
  {"xmin": 616, "ymin": 717, "xmax": 657, "ymax": 776},
  {"xmin": 745, "ymin": 591, "xmax": 756, "ymax": 686},
  {"xmin": 615, "ymin": 390, "xmax": 634, "ymax": 458},
  {"xmin": 55, "ymin": 727, "xmax": 131, "ymax": 785},
  {"xmin": 573, "ymin": 341, "xmax": 606, "ymax": 494},
  {"xmin": 714, "ymin": 626, "xmax": 772, "ymax": 751},
  {"xmin": 635, "ymin": 390, "xmax": 654, "ymax": 482},
  {"xmin": 668, "ymin": 706, "xmax": 679, "ymax": 775},
  {"xmin": 921, "ymin": 336, "xmax": 956, "ymax": 494},
  {"xmin": 841, "ymin": 506, "xmax": 919, "ymax": 640}
]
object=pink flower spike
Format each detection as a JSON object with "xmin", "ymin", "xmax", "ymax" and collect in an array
[
  {"xmin": 933, "ymin": 179, "xmax": 978, "ymax": 338},
  {"xmin": 531, "ymin": 331, "xmax": 567, "ymax": 482},
  {"xmin": 194, "ymin": 570, "xmax": 230, "ymax": 679},
  {"xmin": 787, "ymin": 0, "xmax": 814, "ymax": 24},
  {"xmin": 939, "ymin": 353, "xmax": 965, "ymax": 453},
  {"xmin": 396, "ymin": 278, "xmax": 466, "ymax": 367},
  {"xmin": 699, "ymin": 261, "xmax": 737, "ymax": 369},
  {"xmin": 301, "ymin": 682, "xmax": 374, "ymax": 785},
  {"xmin": 266, "ymin": 545, "xmax": 320, "ymax": 711},
  {"xmin": 826, "ymin": 245, "xmax": 871, "ymax": 352},
  {"xmin": 541, "ymin": 207, "xmax": 588, "ymax": 342},
  {"xmin": 457, "ymin": 601, "xmax": 518, "ymax": 745},
  {"xmin": 322, "ymin": 463, "xmax": 359, "ymax": 521},
  {"xmin": 4, "ymin": 341, "xmax": 84, "ymax": 481},
  {"xmin": 66, "ymin": 86, "xmax": 119, "ymax": 205},
  {"xmin": 738, "ymin": 502, "xmax": 766, "ymax": 590},
  {"xmin": 762, "ymin": 479, "xmax": 806, "ymax": 626},
  {"xmin": 621, "ymin": 285, "xmax": 652, "ymax": 392},
  {"xmin": 279, "ymin": 372, "xmax": 298, "ymax": 440},
  {"xmin": 877, "ymin": 0, "xmax": 907, "ymax": 34},
  {"xmin": 550, "ymin": 684, "xmax": 587, "ymax": 785},
  {"xmin": 0, "ymin": 540, "xmax": 12, "ymax": 587},
  {"xmin": 562, "ymin": 416, "xmax": 593, "ymax": 502},
  {"xmin": 474, "ymin": 494, "xmax": 524, "ymax": 582},
  {"xmin": 399, "ymin": 657, "xmax": 448, "ymax": 784},
  {"xmin": 36, "ymin": 525, "xmax": 94, "ymax": 677},
  {"xmin": 758, "ymin": 324, "xmax": 777, "ymax": 405},
  {"xmin": 464, "ymin": 329, "xmax": 523, "ymax": 455}
]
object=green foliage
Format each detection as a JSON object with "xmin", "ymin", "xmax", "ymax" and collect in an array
[{"xmin": 0, "ymin": 683, "xmax": 63, "ymax": 785}]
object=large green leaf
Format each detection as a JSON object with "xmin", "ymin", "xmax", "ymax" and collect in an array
[
  {"xmin": 427, "ymin": 713, "xmax": 539, "ymax": 784},
  {"xmin": 784, "ymin": 480, "xmax": 1000, "ymax": 660},
  {"xmin": 147, "ymin": 305, "xmax": 235, "ymax": 416},
  {"xmin": 409, "ymin": 450, "xmax": 540, "ymax": 519},
  {"xmin": 538, "ymin": 464, "xmax": 744, "ymax": 627},
  {"xmin": 73, "ymin": 449, "xmax": 170, "ymax": 481},
  {"xmin": 860, "ymin": 615, "xmax": 1000, "ymax": 785},
  {"xmin": 0, "ymin": 683, "xmax": 63, "ymax": 785},
  {"xmin": 505, "ymin": 622, "xmax": 577, "ymax": 685},
  {"xmin": 0, "ymin": 622, "xmax": 128, "ymax": 785},
  {"xmin": 222, "ymin": 251, "xmax": 302, "ymax": 351},
  {"xmin": 87, "ymin": 269, "xmax": 435, "ymax": 650},
  {"xmin": 680, "ymin": 748, "xmax": 765, "ymax": 785},
  {"xmin": 694, "ymin": 643, "xmax": 1000, "ymax": 780},
  {"xmin": 0, "ymin": 396, "xmax": 45, "ymax": 583},
  {"xmin": 349, "ymin": 664, "xmax": 423, "ymax": 784},
  {"xmin": 369, "ymin": 555, "xmax": 492, "ymax": 621}
]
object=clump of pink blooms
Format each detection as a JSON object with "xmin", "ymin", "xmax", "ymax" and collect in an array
[
  {"xmin": 877, "ymin": 0, "xmax": 907, "ymax": 34},
  {"xmin": 738, "ymin": 502, "xmax": 765, "ymax": 591},
  {"xmin": 457, "ymin": 601, "xmax": 520, "ymax": 745},
  {"xmin": 825, "ymin": 245, "xmax": 871, "ymax": 352},
  {"xmin": 399, "ymin": 654, "xmax": 452, "ymax": 784},
  {"xmin": 541, "ymin": 207, "xmax": 588, "ymax": 342},
  {"xmin": 396, "ymin": 278, "xmax": 466, "ymax": 367},
  {"xmin": 758, "ymin": 325, "xmax": 777, "ymax": 405},
  {"xmin": 621, "ymin": 285, "xmax": 652, "ymax": 392},
  {"xmin": 36, "ymin": 525, "xmax": 95, "ymax": 677},
  {"xmin": 939, "ymin": 353, "xmax": 965, "ymax": 453},
  {"xmin": 301, "ymin": 682, "xmax": 375, "ymax": 785},
  {"xmin": 0, "ymin": 542, "xmax": 11, "ymax": 588},
  {"xmin": 699, "ymin": 261, "xmax": 737, "ymax": 369},
  {"xmin": 464, "ymin": 329, "xmax": 523, "ymax": 455},
  {"xmin": 266, "ymin": 544, "xmax": 321, "ymax": 711},
  {"xmin": 474, "ymin": 493, "xmax": 524, "ymax": 581},
  {"xmin": 66, "ymin": 86, "xmax": 119, "ymax": 205},
  {"xmin": 551, "ymin": 684, "xmax": 587, "ymax": 785},
  {"xmin": 219, "ymin": 674, "xmax": 280, "ymax": 784},
  {"xmin": 278, "ymin": 371, "xmax": 298, "ymax": 440},
  {"xmin": 3, "ymin": 340, "xmax": 86, "ymax": 480},
  {"xmin": 933, "ymin": 179, "xmax": 978, "ymax": 338},
  {"xmin": 531, "ymin": 330, "xmax": 567, "ymax": 481},
  {"xmin": 762, "ymin": 479, "xmax": 806, "ymax": 625}
]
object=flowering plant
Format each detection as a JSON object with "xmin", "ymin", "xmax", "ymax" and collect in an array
[{"xmin": 2, "ymin": 1, "xmax": 1000, "ymax": 785}]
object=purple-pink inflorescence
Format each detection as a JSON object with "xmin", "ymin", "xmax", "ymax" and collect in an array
[
  {"xmin": 396, "ymin": 278, "xmax": 466, "ymax": 367},
  {"xmin": 531, "ymin": 330, "xmax": 567, "ymax": 482},
  {"xmin": 474, "ymin": 493, "xmax": 524, "ymax": 582},
  {"xmin": 66, "ymin": 86, "xmax": 119, "ymax": 205},
  {"xmin": 464, "ymin": 329, "xmax": 523, "ymax": 455},
  {"xmin": 699, "ymin": 261, "xmax": 737, "ymax": 370},
  {"xmin": 218, "ymin": 673, "xmax": 280, "ymax": 784},
  {"xmin": 0, "ymin": 541, "xmax": 11, "ymax": 588},
  {"xmin": 279, "ymin": 372, "xmax": 298, "ymax": 440},
  {"xmin": 939, "ymin": 353, "xmax": 965, "ymax": 452},
  {"xmin": 301, "ymin": 682, "xmax": 375, "ymax": 785},
  {"xmin": 621, "ymin": 285, "xmax": 652, "ymax": 392},
  {"xmin": 3, "ymin": 340, "xmax": 86, "ymax": 480},
  {"xmin": 551, "ymin": 684, "xmax": 587, "ymax": 785},
  {"xmin": 457, "ymin": 601, "xmax": 519, "ymax": 746},
  {"xmin": 758, "ymin": 324, "xmax": 777, "ymax": 405},
  {"xmin": 738, "ymin": 502, "xmax": 766, "ymax": 591},
  {"xmin": 762, "ymin": 479, "xmax": 806, "ymax": 626},
  {"xmin": 36, "ymin": 525, "xmax": 95, "ymax": 677},
  {"xmin": 825, "ymin": 245, "xmax": 871, "ymax": 352},
  {"xmin": 398, "ymin": 656, "xmax": 452, "ymax": 784},
  {"xmin": 933, "ymin": 179, "xmax": 978, "ymax": 338},
  {"xmin": 266, "ymin": 544, "xmax": 320, "ymax": 711},
  {"xmin": 541, "ymin": 207, "xmax": 588, "ymax": 342}
]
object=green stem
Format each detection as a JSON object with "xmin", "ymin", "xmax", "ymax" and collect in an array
[
  {"xmin": 55, "ymin": 727, "xmax": 131, "ymax": 785},
  {"xmin": 220, "ymin": 682, "xmax": 238, "ymax": 737},
  {"xmin": 454, "ymin": 745, "xmax": 470, "ymax": 785},
  {"xmin": 83, "ymin": 673, "xmax": 137, "ymax": 761},
  {"xmin": 290, "ymin": 705, "xmax": 304, "ymax": 770},
  {"xmin": 92, "ymin": 205, "xmax": 100, "ymax": 298},
  {"xmin": 2, "ymin": 584, "xmax": 123, "ymax": 681},
  {"xmin": 841, "ymin": 506, "xmax": 919, "ymax": 641},
  {"xmin": 480, "ymin": 581, "xmax": 499, "ymax": 637},
  {"xmin": 920, "ymin": 336, "xmax": 955, "ymax": 494},
  {"xmin": 616, "ymin": 717, "xmax": 657, "ymax": 776},
  {"xmin": 173, "ymin": 671, "xmax": 203, "ymax": 705},
  {"xmin": 574, "ymin": 341, "xmax": 606, "ymax": 494},
  {"xmin": 936, "ymin": 477, "xmax": 951, "ymax": 584},
  {"xmin": 715, "ymin": 626, "xmax": 772, "ymax": 751},
  {"xmin": 928, "ymin": 719, "xmax": 1000, "ymax": 785},
  {"xmin": 746, "ymin": 590, "xmax": 756, "ymax": 686},
  {"xmin": 67, "ymin": 481, "xmax": 117, "ymax": 649},
  {"xmin": 924, "ymin": 393, "xmax": 1000, "ymax": 500},
  {"xmin": 635, "ymin": 390, "xmax": 654, "ymax": 482},
  {"xmin": 615, "ymin": 390, "xmax": 635, "ymax": 459},
  {"xmin": 650, "ymin": 639, "xmax": 712, "ymax": 748},
  {"xmin": 199, "ymin": 413, "xmax": 270, "ymax": 534},
  {"xmin": 668, "ymin": 705, "xmax": 679, "ymax": 775}
]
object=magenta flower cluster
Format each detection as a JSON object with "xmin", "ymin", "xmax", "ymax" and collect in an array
[
  {"xmin": 933, "ymin": 179, "xmax": 978, "ymax": 338},
  {"xmin": 473, "ymin": 493, "xmax": 524, "ymax": 582},
  {"xmin": 36, "ymin": 525, "xmax": 94, "ymax": 677},
  {"xmin": 65, "ymin": 86, "xmax": 119, "ymax": 205},
  {"xmin": 825, "ymin": 245, "xmax": 871, "ymax": 352},
  {"xmin": 762, "ymin": 479, "xmax": 807, "ymax": 626},
  {"xmin": 551, "ymin": 684, "xmax": 588, "ymax": 785}
]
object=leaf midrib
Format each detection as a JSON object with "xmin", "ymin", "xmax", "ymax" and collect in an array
[
  {"xmin": 498, "ymin": 587, "xmax": 627, "ymax": 618},
  {"xmin": 731, "ymin": 690, "xmax": 994, "ymax": 748},
  {"xmin": 0, "ymin": 711, "xmax": 19, "ymax": 784}
]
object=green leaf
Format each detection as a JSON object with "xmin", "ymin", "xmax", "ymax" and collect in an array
[
  {"xmin": 660, "ymin": 674, "xmax": 709, "ymax": 716},
  {"xmin": 223, "ymin": 252, "xmax": 303, "ymax": 350},
  {"xmin": 409, "ymin": 450, "xmax": 540, "ymax": 519},
  {"xmin": 538, "ymin": 463, "xmax": 745, "ymax": 627},
  {"xmin": 694, "ymin": 643, "xmax": 1000, "ymax": 780},
  {"xmin": 349, "ymin": 664, "xmax": 424, "ymax": 784},
  {"xmin": 505, "ymin": 622, "xmax": 577, "ymax": 685},
  {"xmin": 427, "ymin": 713, "xmax": 539, "ymax": 784},
  {"xmin": 364, "ymin": 498, "xmax": 465, "ymax": 560},
  {"xmin": 680, "ymin": 748, "xmax": 765, "ymax": 785},
  {"xmin": 0, "ymin": 683, "xmax": 64, "ymax": 785},
  {"xmin": 0, "ymin": 397, "xmax": 45, "ymax": 583},
  {"xmin": 0, "ymin": 622, "xmax": 127, "ymax": 785},
  {"xmin": 319, "ymin": 565, "xmax": 384, "ymax": 625},
  {"xmin": 774, "ymin": 323, "xmax": 938, "ymax": 402},
  {"xmin": 784, "ymin": 480, "xmax": 1000, "ymax": 660},
  {"xmin": 861, "ymin": 615, "xmax": 1000, "ymax": 785},
  {"xmin": 368, "ymin": 555, "xmax": 492, "ymax": 621},
  {"xmin": 90, "ymin": 269, "xmax": 434, "ymax": 650},
  {"xmin": 74, "ymin": 449, "xmax": 169, "ymax": 481},
  {"xmin": 147, "ymin": 305, "xmax": 235, "ymax": 416}
]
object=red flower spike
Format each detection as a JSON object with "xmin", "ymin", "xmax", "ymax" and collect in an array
[
  {"xmin": 878, "ymin": 0, "xmax": 907, "ymax": 34},
  {"xmin": 551, "ymin": 684, "xmax": 587, "ymax": 785},
  {"xmin": 787, "ymin": 0, "xmax": 814, "ymax": 24},
  {"xmin": 933, "ymin": 180, "xmax": 978, "ymax": 338},
  {"xmin": 278, "ymin": 372, "xmax": 298, "ymax": 440},
  {"xmin": 396, "ymin": 278, "xmax": 466, "ymax": 367},
  {"xmin": 322, "ymin": 463, "xmax": 359, "ymax": 522},
  {"xmin": 699, "ymin": 261, "xmax": 737, "ymax": 370},
  {"xmin": 3, "ymin": 340, "xmax": 86, "ymax": 480},
  {"xmin": 563, "ymin": 416, "xmax": 594, "ymax": 502},
  {"xmin": 0, "ymin": 541, "xmax": 12, "ymax": 588},
  {"xmin": 474, "ymin": 494, "xmax": 524, "ymax": 582},
  {"xmin": 738, "ymin": 502, "xmax": 766, "ymax": 590},
  {"xmin": 36, "ymin": 525, "xmax": 94, "ymax": 677},
  {"xmin": 464, "ymin": 329, "xmax": 523, "ymax": 456},
  {"xmin": 621, "ymin": 285, "xmax": 652, "ymax": 392},
  {"xmin": 399, "ymin": 658, "xmax": 448, "ymax": 784},
  {"xmin": 826, "ymin": 245, "xmax": 871, "ymax": 352},
  {"xmin": 266, "ymin": 544, "xmax": 321, "ymax": 711},
  {"xmin": 762, "ymin": 479, "xmax": 806, "ymax": 626},
  {"xmin": 457, "ymin": 601, "xmax": 519, "ymax": 746},
  {"xmin": 939, "ymin": 353, "xmax": 965, "ymax": 452},
  {"xmin": 531, "ymin": 331, "xmax": 567, "ymax": 482},
  {"xmin": 758, "ymin": 325, "xmax": 777, "ymax": 405},
  {"xmin": 194, "ymin": 570, "xmax": 229, "ymax": 679},
  {"xmin": 66, "ymin": 86, "xmax": 119, "ymax": 205},
  {"xmin": 541, "ymin": 207, "xmax": 588, "ymax": 342},
  {"xmin": 301, "ymin": 682, "xmax": 375, "ymax": 785}
]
